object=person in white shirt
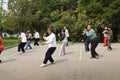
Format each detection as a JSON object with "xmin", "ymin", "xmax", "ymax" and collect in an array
[
  {"xmin": 33, "ymin": 29, "xmax": 40, "ymax": 46},
  {"xmin": 25, "ymin": 30, "xmax": 33, "ymax": 49},
  {"xmin": 64, "ymin": 26, "xmax": 69, "ymax": 46},
  {"xmin": 40, "ymin": 28, "xmax": 57, "ymax": 67},
  {"xmin": 18, "ymin": 31, "xmax": 27, "ymax": 53},
  {"xmin": 59, "ymin": 29, "xmax": 67, "ymax": 56}
]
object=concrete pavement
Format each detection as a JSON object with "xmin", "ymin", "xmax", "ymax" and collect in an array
[{"xmin": 0, "ymin": 43, "xmax": 120, "ymax": 80}]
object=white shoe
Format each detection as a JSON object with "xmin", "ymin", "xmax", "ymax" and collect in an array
[
  {"xmin": 17, "ymin": 52, "xmax": 21, "ymax": 54},
  {"xmin": 40, "ymin": 64, "xmax": 46, "ymax": 67}
]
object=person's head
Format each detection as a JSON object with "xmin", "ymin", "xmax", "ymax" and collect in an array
[
  {"xmin": 84, "ymin": 27, "xmax": 87, "ymax": 32},
  {"xmin": 108, "ymin": 27, "xmax": 111, "ymax": 31},
  {"xmin": 105, "ymin": 27, "xmax": 108, "ymax": 30},
  {"xmin": 34, "ymin": 29, "xmax": 37, "ymax": 32},
  {"xmin": 64, "ymin": 26, "xmax": 67, "ymax": 30},
  {"xmin": 47, "ymin": 28, "xmax": 53, "ymax": 35},
  {"xmin": 26, "ymin": 30, "xmax": 30, "ymax": 33},
  {"xmin": 87, "ymin": 25, "xmax": 92, "ymax": 31},
  {"xmin": 20, "ymin": 30, "xmax": 24, "ymax": 34},
  {"xmin": 61, "ymin": 29, "xmax": 65, "ymax": 34}
]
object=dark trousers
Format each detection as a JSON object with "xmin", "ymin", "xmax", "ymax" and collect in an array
[
  {"xmin": 18, "ymin": 42, "xmax": 26, "ymax": 52},
  {"xmin": 43, "ymin": 47, "xmax": 56, "ymax": 64},
  {"xmin": 0, "ymin": 51, "xmax": 1, "ymax": 61},
  {"xmin": 34, "ymin": 38, "xmax": 39, "ymax": 46},
  {"xmin": 108, "ymin": 37, "xmax": 112, "ymax": 50},
  {"xmin": 25, "ymin": 40, "xmax": 32, "ymax": 49},
  {"xmin": 91, "ymin": 38, "xmax": 99, "ymax": 58},
  {"xmin": 84, "ymin": 39, "xmax": 90, "ymax": 51}
]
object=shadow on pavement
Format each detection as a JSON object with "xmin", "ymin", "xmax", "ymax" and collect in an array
[
  {"xmin": 2, "ymin": 58, "xmax": 17, "ymax": 63},
  {"xmin": 66, "ymin": 51, "xmax": 75, "ymax": 55},
  {"xmin": 55, "ymin": 58, "xmax": 68, "ymax": 64},
  {"xmin": 99, "ymin": 54, "xmax": 104, "ymax": 57}
]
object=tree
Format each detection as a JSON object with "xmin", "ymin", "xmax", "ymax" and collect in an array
[{"xmin": 2, "ymin": 0, "xmax": 120, "ymax": 42}]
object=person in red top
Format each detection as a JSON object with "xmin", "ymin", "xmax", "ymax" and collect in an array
[
  {"xmin": 102, "ymin": 27, "xmax": 108, "ymax": 47},
  {"xmin": 0, "ymin": 35, "xmax": 4, "ymax": 63}
]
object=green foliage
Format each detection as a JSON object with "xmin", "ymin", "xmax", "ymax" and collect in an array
[
  {"xmin": 3, "ymin": 38, "xmax": 19, "ymax": 48},
  {"xmin": 2, "ymin": 0, "xmax": 120, "ymax": 42}
]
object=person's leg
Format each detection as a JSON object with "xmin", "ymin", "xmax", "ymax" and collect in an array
[
  {"xmin": 63, "ymin": 42, "xmax": 66, "ymax": 55},
  {"xmin": 18, "ymin": 42, "xmax": 22, "ymax": 52},
  {"xmin": 91, "ymin": 42, "xmax": 96, "ymax": 58},
  {"xmin": 108, "ymin": 39, "xmax": 112, "ymax": 51},
  {"xmin": 66, "ymin": 37, "xmax": 69, "ymax": 46},
  {"xmin": 87, "ymin": 40, "xmax": 90, "ymax": 51},
  {"xmin": 43, "ymin": 48, "xmax": 52, "ymax": 64},
  {"xmin": 0, "ymin": 51, "xmax": 1, "ymax": 63},
  {"xmin": 84, "ymin": 41, "xmax": 87, "ymax": 51},
  {"xmin": 49, "ymin": 48, "xmax": 56, "ymax": 63},
  {"xmin": 59, "ymin": 43, "xmax": 64, "ymax": 55},
  {"xmin": 85, "ymin": 40, "xmax": 90, "ymax": 51},
  {"xmin": 94, "ymin": 40, "xmax": 99, "ymax": 56},
  {"xmin": 110, "ymin": 37, "xmax": 112, "ymax": 50},
  {"xmin": 36, "ymin": 38, "xmax": 39, "ymax": 46},
  {"xmin": 43, "ymin": 48, "xmax": 56, "ymax": 64},
  {"xmin": 28, "ymin": 40, "xmax": 32, "ymax": 49},
  {"xmin": 105, "ymin": 37, "xmax": 108, "ymax": 46},
  {"xmin": 25, "ymin": 41, "xmax": 29, "ymax": 49},
  {"xmin": 21, "ymin": 43, "xmax": 26, "ymax": 53},
  {"xmin": 104, "ymin": 37, "xmax": 105, "ymax": 46},
  {"xmin": 91, "ymin": 39, "xmax": 99, "ymax": 58},
  {"xmin": 106, "ymin": 37, "xmax": 108, "ymax": 46},
  {"xmin": 34, "ymin": 39, "xmax": 37, "ymax": 46},
  {"xmin": 105, "ymin": 37, "xmax": 106, "ymax": 46}
]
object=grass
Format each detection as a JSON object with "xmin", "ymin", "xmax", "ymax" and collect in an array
[
  {"xmin": 3, "ymin": 38, "xmax": 19, "ymax": 48},
  {"xmin": 2, "ymin": 38, "xmax": 80, "ymax": 48}
]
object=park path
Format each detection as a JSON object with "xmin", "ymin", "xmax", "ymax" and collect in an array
[{"xmin": 0, "ymin": 43, "xmax": 120, "ymax": 80}]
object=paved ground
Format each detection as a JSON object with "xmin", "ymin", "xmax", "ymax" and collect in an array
[{"xmin": 0, "ymin": 43, "xmax": 120, "ymax": 80}]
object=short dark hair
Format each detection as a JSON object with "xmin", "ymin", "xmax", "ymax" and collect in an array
[
  {"xmin": 62, "ymin": 29, "xmax": 65, "ymax": 33},
  {"xmin": 20, "ymin": 30, "xmax": 24, "ymax": 32},
  {"xmin": 87, "ymin": 25, "xmax": 92, "ymax": 28},
  {"xmin": 48, "ymin": 27, "xmax": 53, "ymax": 32}
]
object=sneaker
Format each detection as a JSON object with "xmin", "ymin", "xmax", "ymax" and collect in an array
[
  {"xmin": 22, "ymin": 51, "xmax": 25, "ymax": 53},
  {"xmin": 17, "ymin": 52, "xmax": 21, "ymax": 54},
  {"xmin": 108, "ymin": 49, "xmax": 112, "ymax": 51},
  {"xmin": 25, "ymin": 48, "xmax": 27, "ymax": 50},
  {"xmin": 90, "ymin": 57, "xmax": 96, "ymax": 59},
  {"xmin": 40, "ymin": 64, "xmax": 46, "ymax": 67}
]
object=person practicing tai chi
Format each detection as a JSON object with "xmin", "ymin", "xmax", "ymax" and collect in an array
[
  {"xmin": 86, "ymin": 25, "xmax": 99, "ymax": 59},
  {"xmin": 64, "ymin": 26, "xmax": 70, "ymax": 46},
  {"xmin": 40, "ymin": 28, "xmax": 57, "ymax": 67},
  {"xmin": 102, "ymin": 27, "xmax": 108, "ymax": 47},
  {"xmin": 25, "ymin": 30, "xmax": 33, "ymax": 50},
  {"xmin": 59, "ymin": 29, "xmax": 67, "ymax": 56},
  {"xmin": 33, "ymin": 29, "xmax": 40, "ymax": 46},
  {"xmin": 107, "ymin": 27, "xmax": 113, "ymax": 51},
  {"xmin": 18, "ymin": 31, "xmax": 27, "ymax": 53},
  {"xmin": 82, "ymin": 27, "xmax": 90, "ymax": 52},
  {"xmin": 0, "ymin": 34, "xmax": 4, "ymax": 63}
]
